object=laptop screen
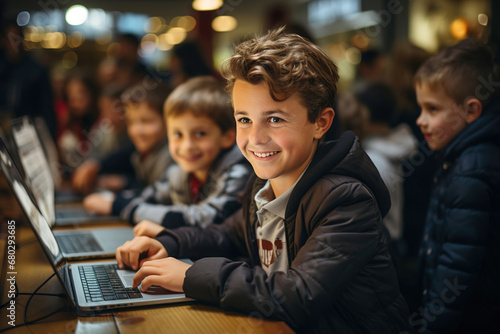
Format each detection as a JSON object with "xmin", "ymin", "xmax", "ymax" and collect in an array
[
  {"xmin": 34, "ymin": 117, "xmax": 62, "ymax": 189},
  {"xmin": 0, "ymin": 138, "xmax": 76, "ymax": 310},
  {"xmin": 10, "ymin": 116, "xmax": 56, "ymax": 226},
  {"xmin": 0, "ymin": 138, "xmax": 62, "ymax": 264}
]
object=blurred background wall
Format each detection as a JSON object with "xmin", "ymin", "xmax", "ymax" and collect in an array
[{"xmin": 1, "ymin": 0, "xmax": 498, "ymax": 91}]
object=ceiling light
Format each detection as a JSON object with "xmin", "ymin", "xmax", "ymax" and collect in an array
[{"xmin": 192, "ymin": 0, "xmax": 223, "ymax": 11}]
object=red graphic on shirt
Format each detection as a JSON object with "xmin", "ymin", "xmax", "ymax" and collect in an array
[
  {"xmin": 258, "ymin": 238, "xmax": 284, "ymax": 267},
  {"xmin": 275, "ymin": 238, "xmax": 283, "ymax": 258}
]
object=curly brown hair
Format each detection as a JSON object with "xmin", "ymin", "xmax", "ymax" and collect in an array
[{"xmin": 221, "ymin": 27, "xmax": 339, "ymax": 123}]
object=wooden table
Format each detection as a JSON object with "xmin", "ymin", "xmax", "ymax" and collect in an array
[{"xmin": 0, "ymin": 177, "xmax": 294, "ymax": 333}]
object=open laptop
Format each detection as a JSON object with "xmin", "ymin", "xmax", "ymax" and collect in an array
[
  {"xmin": 10, "ymin": 116, "xmax": 119, "ymax": 226},
  {"xmin": 33, "ymin": 116, "xmax": 84, "ymax": 203},
  {"xmin": 0, "ymin": 137, "xmax": 135, "ymax": 259},
  {"xmin": 0, "ymin": 139, "xmax": 192, "ymax": 314}
]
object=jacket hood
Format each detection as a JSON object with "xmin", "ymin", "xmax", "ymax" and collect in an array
[
  {"xmin": 442, "ymin": 99, "xmax": 500, "ymax": 161},
  {"xmin": 285, "ymin": 131, "xmax": 391, "ymax": 218}
]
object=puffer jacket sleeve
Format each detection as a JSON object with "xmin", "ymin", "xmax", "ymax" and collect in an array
[
  {"xmin": 113, "ymin": 163, "xmax": 251, "ymax": 227},
  {"xmin": 182, "ymin": 180, "xmax": 384, "ymax": 332},
  {"xmin": 134, "ymin": 163, "xmax": 251, "ymax": 228},
  {"xmin": 421, "ymin": 167, "xmax": 493, "ymax": 334}
]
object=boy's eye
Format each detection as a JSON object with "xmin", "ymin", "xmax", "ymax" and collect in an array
[
  {"xmin": 237, "ymin": 117, "xmax": 251, "ymax": 124},
  {"xmin": 195, "ymin": 131, "xmax": 206, "ymax": 137},
  {"xmin": 269, "ymin": 116, "xmax": 283, "ymax": 123},
  {"xmin": 172, "ymin": 132, "xmax": 182, "ymax": 138}
]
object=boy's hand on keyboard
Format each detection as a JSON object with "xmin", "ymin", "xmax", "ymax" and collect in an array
[
  {"xmin": 133, "ymin": 257, "xmax": 191, "ymax": 293},
  {"xmin": 134, "ymin": 220, "xmax": 165, "ymax": 237},
  {"xmin": 83, "ymin": 193, "xmax": 113, "ymax": 215},
  {"xmin": 116, "ymin": 236, "xmax": 167, "ymax": 270}
]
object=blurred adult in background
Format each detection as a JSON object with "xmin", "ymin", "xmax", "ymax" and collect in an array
[
  {"xmin": 57, "ymin": 70, "xmax": 100, "ymax": 170},
  {"xmin": 51, "ymin": 65, "xmax": 69, "ymax": 137},
  {"xmin": 98, "ymin": 33, "xmax": 159, "ymax": 89},
  {"xmin": 113, "ymin": 33, "xmax": 150, "ymax": 86},
  {"xmin": 263, "ymin": 3, "xmax": 316, "ymax": 43},
  {"xmin": 169, "ymin": 41, "xmax": 215, "ymax": 87},
  {"xmin": 91, "ymin": 83, "xmax": 130, "ymax": 160},
  {"xmin": 355, "ymin": 49, "xmax": 388, "ymax": 87},
  {"xmin": 386, "ymin": 41, "xmax": 438, "ymax": 311},
  {"xmin": 0, "ymin": 20, "xmax": 56, "ymax": 139},
  {"xmin": 387, "ymin": 42, "xmax": 438, "ymax": 263},
  {"xmin": 337, "ymin": 82, "xmax": 418, "ymax": 270},
  {"xmin": 388, "ymin": 42, "xmax": 431, "ymax": 137}
]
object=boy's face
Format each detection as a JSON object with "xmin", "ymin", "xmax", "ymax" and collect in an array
[
  {"xmin": 416, "ymin": 82, "xmax": 469, "ymax": 151},
  {"xmin": 233, "ymin": 80, "xmax": 328, "ymax": 196},
  {"xmin": 125, "ymin": 102, "xmax": 166, "ymax": 155},
  {"xmin": 167, "ymin": 112, "xmax": 235, "ymax": 182}
]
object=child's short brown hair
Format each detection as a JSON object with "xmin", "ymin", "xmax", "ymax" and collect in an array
[
  {"xmin": 164, "ymin": 76, "xmax": 235, "ymax": 133},
  {"xmin": 221, "ymin": 27, "xmax": 339, "ymax": 123},
  {"xmin": 121, "ymin": 83, "xmax": 173, "ymax": 117},
  {"xmin": 414, "ymin": 38, "xmax": 499, "ymax": 106}
]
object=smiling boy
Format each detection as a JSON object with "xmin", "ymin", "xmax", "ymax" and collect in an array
[
  {"xmin": 83, "ymin": 76, "xmax": 252, "ymax": 230},
  {"xmin": 115, "ymin": 28, "xmax": 412, "ymax": 333},
  {"xmin": 75, "ymin": 83, "xmax": 173, "ymax": 194}
]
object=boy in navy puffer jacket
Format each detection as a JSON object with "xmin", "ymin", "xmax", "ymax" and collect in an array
[{"xmin": 413, "ymin": 38, "xmax": 500, "ymax": 334}]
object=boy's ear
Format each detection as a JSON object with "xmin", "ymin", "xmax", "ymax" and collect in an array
[
  {"xmin": 464, "ymin": 98, "xmax": 482, "ymax": 124},
  {"xmin": 314, "ymin": 107, "xmax": 335, "ymax": 140},
  {"xmin": 221, "ymin": 128, "xmax": 236, "ymax": 149}
]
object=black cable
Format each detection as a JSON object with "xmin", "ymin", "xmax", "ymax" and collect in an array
[
  {"xmin": 0, "ymin": 274, "xmax": 65, "ymax": 310},
  {"xmin": 0, "ymin": 273, "xmax": 68, "ymax": 332},
  {"xmin": 23, "ymin": 272, "xmax": 64, "ymax": 324}
]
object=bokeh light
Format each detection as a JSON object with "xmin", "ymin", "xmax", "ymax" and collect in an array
[
  {"xmin": 65, "ymin": 5, "xmax": 89, "ymax": 26},
  {"xmin": 212, "ymin": 16, "xmax": 238, "ymax": 32}
]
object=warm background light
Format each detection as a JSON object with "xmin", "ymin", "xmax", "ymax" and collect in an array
[
  {"xmin": 212, "ymin": 16, "xmax": 238, "ymax": 32},
  {"xmin": 450, "ymin": 18, "xmax": 468, "ymax": 40},
  {"xmin": 145, "ymin": 16, "xmax": 165, "ymax": 33},
  {"xmin": 67, "ymin": 31, "xmax": 85, "ymax": 48},
  {"xmin": 192, "ymin": 0, "xmax": 223, "ymax": 11},
  {"xmin": 42, "ymin": 32, "xmax": 66, "ymax": 49},
  {"xmin": 176, "ymin": 16, "xmax": 197, "ymax": 31},
  {"xmin": 164, "ymin": 27, "xmax": 187, "ymax": 45}
]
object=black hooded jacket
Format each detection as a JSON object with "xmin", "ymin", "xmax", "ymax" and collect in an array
[{"xmin": 157, "ymin": 131, "xmax": 413, "ymax": 333}]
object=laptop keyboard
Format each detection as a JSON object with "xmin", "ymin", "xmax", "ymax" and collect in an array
[
  {"xmin": 79, "ymin": 264, "xmax": 143, "ymax": 302},
  {"xmin": 56, "ymin": 233, "xmax": 103, "ymax": 254}
]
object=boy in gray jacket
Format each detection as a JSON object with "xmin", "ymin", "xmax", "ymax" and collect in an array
[{"xmin": 84, "ymin": 76, "xmax": 252, "ymax": 230}]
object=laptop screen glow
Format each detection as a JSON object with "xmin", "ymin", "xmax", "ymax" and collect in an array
[
  {"xmin": 10, "ymin": 117, "xmax": 56, "ymax": 225},
  {"xmin": 0, "ymin": 139, "xmax": 62, "ymax": 263}
]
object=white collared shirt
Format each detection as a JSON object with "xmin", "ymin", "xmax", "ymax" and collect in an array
[{"xmin": 254, "ymin": 170, "xmax": 306, "ymax": 275}]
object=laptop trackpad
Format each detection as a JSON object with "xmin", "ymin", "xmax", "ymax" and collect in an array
[
  {"xmin": 117, "ymin": 270, "xmax": 135, "ymax": 288},
  {"xmin": 117, "ymin": 270, "xmax": 171, "ymax": 295}
]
